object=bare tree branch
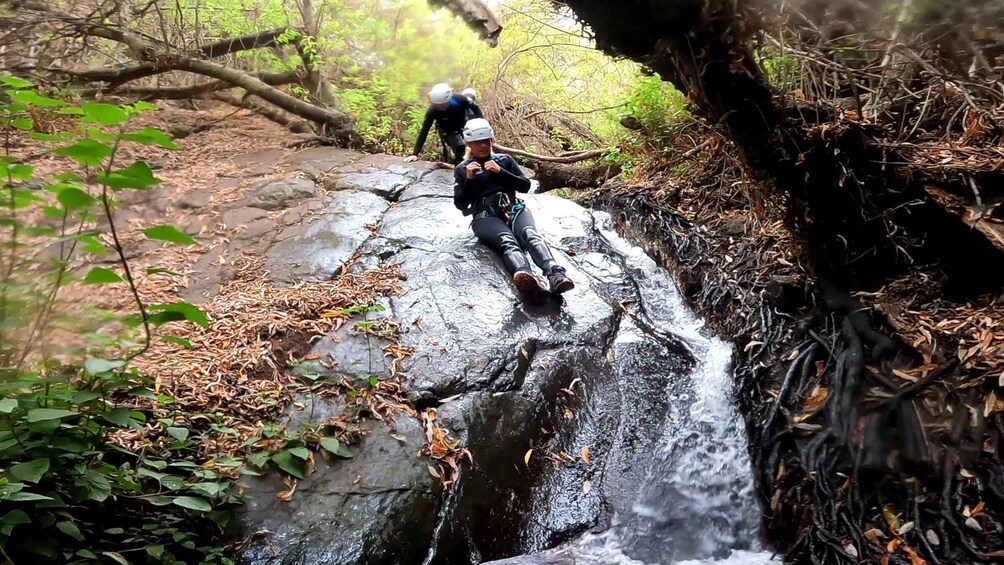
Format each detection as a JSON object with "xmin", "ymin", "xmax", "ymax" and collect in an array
[
  {"xmin": 84, "ymin": 69, "xmax": 301, "ymax": 99},
  {"xmin": 200, "ymin": 28, "xmax": 289, "ymax": 58},
  {"xmin": 493, "ymin": 142, "xmax": 607, "ymax": 163}
]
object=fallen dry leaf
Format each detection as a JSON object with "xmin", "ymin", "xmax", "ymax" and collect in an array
[
  {"xmin": 901, "ymin": 544, "xmax": 928, "ymax": 565},
  {"xmin": 802, "ymin": 387, "xmax": 831, "ymax": 414},
  {"xmin": 581, "ymin": 446, "xmax": 591, "ymax": 465},
  {"xmin": 276, "ymin": 478, "xmax": 298, "ymax": 502},
  {"xmin": 583, "ymin": 480, "xmax": 592, "ymax": 495},
  {"xmin": 524, "ymin": 449, "xmax": 533, "ymax": 466},
  {"xmin": 925, "ymin": 529, "xmax": 940, "ymax": 546},
  {"xmin": 863, "ymin": 528, "xmax": 885, "ymax": 544}
]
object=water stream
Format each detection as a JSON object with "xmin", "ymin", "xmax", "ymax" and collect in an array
[{"xmin": 554, "ymin": 214, "xmax": 776, "ymax": 565}]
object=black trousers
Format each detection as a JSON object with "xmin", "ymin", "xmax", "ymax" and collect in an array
[
  {"xmin": 472, "ymin": 210, "xmax": 537, "ymax": 253},
  {"xmin": 440, "ymin": 130, "xmax": 465, "ymax": 165}
]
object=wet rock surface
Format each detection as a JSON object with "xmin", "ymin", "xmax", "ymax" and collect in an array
[
  {"xmin": 230, "ymin": 177, "xmax": 318, "ymax": 211},
  {"xmin": 228, "ymin": 148, "xmax": 763, "ymax": 565}
]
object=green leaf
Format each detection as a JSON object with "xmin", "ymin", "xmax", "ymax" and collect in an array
[
  {"xmin": 97, "ymin": 161, "xmax": 161, "ymax": 190},
  {"xmin": 52, "ymin": 139, "xmax": 113, "ymax": 167},
  {"xmin": 56, "ymin": 521, "xmax": 84, "ymax": 541},
  {"xmin": 320, "ymin": 438, "xmax": 353, "ymax": 459},
  {"xmin": 171, "ymin": 496, "xmax": 212, "ymax": 512},
  {"xmin": 143, "ymin": 225, "xmax": 197, "ymax": 245},
  {"xmin": 189, "ymin": 482, "xmax": 224, "ymax": 498},
  {"xmin": 0, "ymin": 510, "xmax": 29, "ymax": 525},
  {"xmin": 246, "ymin": 452, "xmax": 269, "ymax": 469},
  {"xmin": 83, "ymin": 267, "xmax": 123, "ymax": 285},
  {"xmin": 130, "ymin": 101, "xmax": 157, "ymax": 113},
  {"xmin": 26, "ymin": 408, "xmax": 76, "ymax": 423},
  {"xmin": 10, "ymin": 118, "xmax": 32, "ymax": 131},
  {"xmin": 148, "ymin": 302, "xmax": 208, "ymax": 328},
  {"xmin": 146, "ymin": 545, "xmax": 165, "ymax": 559},
  {"xmin": 13, "ymin": 90, "xmax": 64, "ymax": 107},
  {"xmin": 166, "ymin": 427, "xmax": 189, "ymax": 441},
  {"xmin": 28, "ymin": 132, "xmax": 73, "ymax": 143},
  {"xmin": 368, "ymin": 376, "xmax": 379, "ymax": 387},
  {"xmin": 0, "ymin": 76, "xmax": 32, "ymax": 88},
  {"xmin": 128, "ymin": 387, "xmax": 157, "ymax": 400},
  {"xmin": 288, "ymin": 446, "xmax": 310, "ymax": 460},
  {"xmin": 145, "ymin": 495, "xmax": 173, "ymax": 506},
  {"xmin": 84, "ymin": 358, "xmax": 125, "ymax": 375},
  {"xmin": 270, "ymin": 451, "xmax": 306, "ymax": 479},
  {"xmin": 5, "ymin": 492, "xmax": 53, "ymax": 502},
  {"xmin": 56, "ymin": 188, "xmax": 94, "ymax": 209},
  {"xmin": 102, "ymin": 407, "xmax": 133, "ymax": 427},
  {"xmin": 7, "ymin": 163, "xmax": 32, "ymax": 181},
  {"xmin": 162, "ymin": 335, "xmax": 195, "ymax": 349},
  {"xmin": 78, "ymin": 469, "xmax": 111, "ymax": 502},
  {"xmin": 71, "ymin": 391, "xmax": 101, "ymax": 404},
  {"xmin": 9, "ymin": 458, "xmax": 49, "ymax": 484},
  {"xmin": 121, "ymin": 127, "xmax": 178, "ymax": 149},
  {"xmin": 76, "ymin": 234, "xmax": 107, "ymax": 255},
  {"xmin": 81, "ymin": 102, "xmax": 129, "ymax": 126},
  {"xmin": 0, "ymin": 398, "xmax": 17, "ymax": 413},
  {"xmin": 101, "ymin": 551, "xmax": 130, "ymax": 565}
]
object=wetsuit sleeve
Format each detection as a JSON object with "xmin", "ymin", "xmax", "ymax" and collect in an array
[
  {"xmin": 454, "ymin": 166, "xmax": 475, "ymax": 215},
  {"xmin": 494, "ymin": 155, "xmax": 531, "ymax": 193},
  {"xmin": 413, "ymin": 109, "xmax": 434, "ymax": 156},
  {"xmin": 468, "ymin": 100, "xmax": 484, "ymax": 119}
]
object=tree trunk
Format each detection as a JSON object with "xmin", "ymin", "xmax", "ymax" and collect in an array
[
  {"xmin": 212, "ymin": 92, "xmax": 313, "ymax": 133},
  {"xmin": 177, "ymin": 57, "xmax": 358, "ymax": 145},
  {"xmin": 533, "ymin": 161, "xmax": 620, "ymax": 192},
  {"xmin": 82, "ymin": 70, "xmax": 301, "ymax": 100},
  {"xmin": 200, "ymin": 28, "xmax": 288, "ymax": 58},
  {"xmin": 295, "ymin": 0, "xmax": 339, "ymax": 108}
]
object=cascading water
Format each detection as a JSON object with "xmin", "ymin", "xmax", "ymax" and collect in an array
[{"xmin": 550, "ymin": 213, "xmax": 776, "ymax": 565}]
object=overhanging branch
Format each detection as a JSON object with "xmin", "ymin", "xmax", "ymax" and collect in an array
[{"xmin": 427, "ymin": 0, "xmax": 502, "ymax": 46}]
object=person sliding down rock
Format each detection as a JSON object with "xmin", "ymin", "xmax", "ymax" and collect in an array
[
  {"xmin": 405, "ymin": 83, "xmax": 483, "ymax": 165},
  {"xmin": 453, "ymin": 118, "xmax": 575, "ymax": 300}
]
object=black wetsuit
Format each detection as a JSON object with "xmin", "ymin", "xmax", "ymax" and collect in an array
[
  {"xmin": 413, "ymin": 94, "xmax": 483, "ymax": 164},
  {"xmin": 453, "ymin": 153, "xmax": 565, "ymax": 278}
]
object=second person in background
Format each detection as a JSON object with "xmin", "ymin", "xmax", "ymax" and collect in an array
[{"xmin": 405, "ymin": 83, "xmax": 483, "ymax": 165}]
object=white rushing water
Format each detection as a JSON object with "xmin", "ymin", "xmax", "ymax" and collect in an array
[{"xmin": 554, "ymin": 213, "xmax": 777, "ymax": 565}]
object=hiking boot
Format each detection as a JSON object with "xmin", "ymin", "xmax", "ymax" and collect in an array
[
  {"xmin": 547, "ymin": 270, "xmax": 574, "ymax": 294},
  {"xmin": 514, "ymin": 271, "xmax": 549, "ymax": 302}
]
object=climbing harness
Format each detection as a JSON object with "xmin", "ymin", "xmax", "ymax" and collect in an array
[
  {"xmin": 497, "ymin": 192, "xmax": 525, "ymax": 227},
  {"xmin": 473, "ymin": 191, "xmax": 525, "ymax": 227}
]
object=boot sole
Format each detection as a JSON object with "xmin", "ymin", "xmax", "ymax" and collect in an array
[
  {"xmin": 513, "ymin": 272, "xmax": 548, "ymax": 302},
  {"xmin": 550, "ymin": 278, "xmax": 575, "ymax": 294}
]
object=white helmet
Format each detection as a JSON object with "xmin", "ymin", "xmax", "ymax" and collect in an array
[
  {"xmin": 463, "ymin": 118, "xmax": 494, "ymax": 142},
  {"xmin": 461, "ymin": 87, "xmax": 477, "ymax": 101},
  {"xmin": 429, "ymin": 83, "xmax": 453, "ymax": 104}
]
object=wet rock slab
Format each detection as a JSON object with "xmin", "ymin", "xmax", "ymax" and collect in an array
[
  {"xmin": 264, "ymin": 190, "xmax": 387, "ymax": 285},
  {"xmin": 236, "ymin": 153, "xmax": 751, "ymax": 565},
  {"xmin": 237, "ymin": 412, "xmax": 440, "ymax": 565},
  {"xmin": 323, "ymin": 155, "xmax": 441, "ymax": 200}
]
